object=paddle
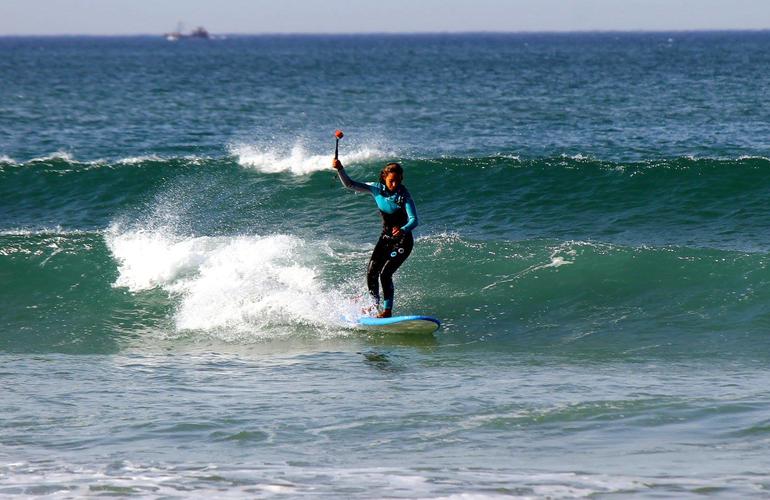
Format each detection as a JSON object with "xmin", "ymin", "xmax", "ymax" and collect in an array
[
  {"xmin": 331, "ymin": 129, "xmax": 344, "ymax": 185},
  {"xmin": 334, "ymin": 129, "xmax": 344, "ymax": 159}
]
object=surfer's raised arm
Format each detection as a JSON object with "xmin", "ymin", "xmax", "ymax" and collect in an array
[{"xmin": 332, "ymin": 159, "xmax": 372, "ymax": 194}]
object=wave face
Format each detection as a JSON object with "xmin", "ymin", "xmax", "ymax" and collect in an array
[
  {"xmin": 2, "ymin": 153, "xmax": 770, "ymax": 357},
  {"xmin": 3, "ymin": 154, "xmax": 770, "ymax": 243}
]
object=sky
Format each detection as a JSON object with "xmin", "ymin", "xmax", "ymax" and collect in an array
[{"xmin": 1, "ymin": 0, "xmax": 769, "ymax": 35}]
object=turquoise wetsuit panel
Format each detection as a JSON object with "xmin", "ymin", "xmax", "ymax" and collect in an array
[
  {"xmin": 335, "ymin": 168, "xmax": 418, "ymax": 232},
  {"xmin": 366, "ymin": 182, "xmax": 418, "ymax": 232}
]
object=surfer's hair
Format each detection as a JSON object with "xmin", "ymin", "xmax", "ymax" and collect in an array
[{"xmin": 380, "ymin": 162, "xmax": 403, "ymax": 183}]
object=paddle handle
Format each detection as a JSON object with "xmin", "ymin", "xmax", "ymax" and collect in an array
[{"xmin": 333, "ymin": 130, "xmax": 344, "ymax": 160}]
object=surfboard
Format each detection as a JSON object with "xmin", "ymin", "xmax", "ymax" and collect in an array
[{"xmin": 356, "ymin": 315, "xmax": 441, "ymax": 334}]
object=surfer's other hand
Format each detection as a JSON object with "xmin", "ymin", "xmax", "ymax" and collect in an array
[{"xmin": 332, "ymin": 159, "xmax": 343, "ymax": 170}]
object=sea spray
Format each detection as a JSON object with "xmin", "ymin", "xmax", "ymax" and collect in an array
[
  {"xmin": 105, "ymin": 225, "xmax": 368, "ymax": 339},
  {"xmin": 230, "ymin": 142, "xmax": 393, "ymax": 175}
]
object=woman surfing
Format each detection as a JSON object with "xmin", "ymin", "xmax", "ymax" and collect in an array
[{"xmin": 332, "ymin": 156, "xmax": 418, "ymax": 318}]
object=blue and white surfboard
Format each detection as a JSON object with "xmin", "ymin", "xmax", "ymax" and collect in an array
[{"xmin": 356, "ymin": 315, "xmax": 441, "ymax": 334}]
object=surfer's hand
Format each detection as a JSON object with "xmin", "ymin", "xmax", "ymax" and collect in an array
[
  {"xmin": 332, "ymin": 159, "xmax": 343, "ymax": 170},
  {"xmin": 391, "ymin": 227, "xmax": 402, "ymax": 237}
]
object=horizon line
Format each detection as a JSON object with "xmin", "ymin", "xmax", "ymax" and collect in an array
[{"xmin": 1, "ymin": 28, "xmax": 769, "ymax": 38}]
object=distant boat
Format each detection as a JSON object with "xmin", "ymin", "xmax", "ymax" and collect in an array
[
  {"xmin": 189, "ymin": 27, "xmax": 210, "ymax": 39},
  {"xmin": 164, "ymin": 24, "xmax": 210, "ymax": 41}
]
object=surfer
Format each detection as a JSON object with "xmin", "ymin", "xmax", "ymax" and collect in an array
[{"xmin": 332, "ymin": 158, "xmax": 418, "ymax": 318}]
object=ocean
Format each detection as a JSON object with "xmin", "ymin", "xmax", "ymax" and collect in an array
[{"xmin": 2, "ymin": 32, "xmax": 770, "ymax": 497}]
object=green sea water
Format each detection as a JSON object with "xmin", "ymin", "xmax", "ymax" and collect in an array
[{"xmin": 2, "ymin": 33, "xmax": 770, "ymax": 497}]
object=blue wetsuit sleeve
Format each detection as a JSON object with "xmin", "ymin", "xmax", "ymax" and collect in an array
[
  {"xmin": 401, "ymin": 196, "xmax": 418, "ymax": 232},
  {"xmin": 337, "ymin": 167, "xmax": 376, "ymax": 194}
]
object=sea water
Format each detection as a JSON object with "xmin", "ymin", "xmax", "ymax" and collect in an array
[{"xmin": 2, "ymin": 32, "xmax": 770, "ymax": 497}]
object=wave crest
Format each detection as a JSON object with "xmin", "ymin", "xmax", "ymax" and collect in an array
[
  {"xmin": 105, "ymin": 226, "xmax": 366, "ymax": 339},
  {"xmin": 230, "ymin": 142, "xmax": 390, "ymax": 175}
]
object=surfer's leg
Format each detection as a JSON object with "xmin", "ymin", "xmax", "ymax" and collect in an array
[
  {"xmin": 367, "ymin": 236, "xmax": 389, "ymax": 305},
  {"xmin": 378, "ymin": 233, "xmax": 414, "ymax": 312}
]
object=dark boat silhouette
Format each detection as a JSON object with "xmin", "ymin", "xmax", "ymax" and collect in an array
[{"xmin": 165, "ymin": 25, "xmax": 210, "ymax": 41}]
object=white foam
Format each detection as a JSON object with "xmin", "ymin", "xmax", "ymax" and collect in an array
[
  {"xmin": 107, "ymin": 228, "xmax": 213, "ymax": 292},
  {"xmin": 9, "ymin": 154, "xmax": 211, "ymax": 168},
  {"xmin": 543, "ymin": 254, "xmax": 573, "ymax": 269},
  {"xmin": 560, "ymin": 153, "xmax": 591, "ymax": 161},
  {"xmin": 106, "ymin": 226, "xmax": 367, "ymax": 338},
  {"xmin": 28, "ymin": 151, "xmax": 74, "ymax": 163},
  {"xmin": 231, "ymin": 142, "xmax": 389, "ymax": 175},
  {"xmin": 0, "ymin": 226, "xmax": 97, "ymax": 236},
  {"xmin": 418, "ymin": 231, "xmax": 485, "ymax": 257},
  {"xmin": 481, "ymin": 241, "xmax": 583, "ymax": 291},
  {"xmin": 113, "ymin": 155, "xmax": 208, "ymax": 166},
  {"xmin": 116, "ymin": 155, "xmax": 165, "ymax": 165},
  {"xmin": 0, "ymin": 462, "xmax": 645, "ymax": 499}
]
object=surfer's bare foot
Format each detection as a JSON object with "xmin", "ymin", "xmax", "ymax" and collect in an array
[
  {"xmin": 361, "ymin": 305, "xmax": 378, "ymax": 316},
  {"xmin": 376, "ymin": 309, "xmax": 392, "ymax": 318}
]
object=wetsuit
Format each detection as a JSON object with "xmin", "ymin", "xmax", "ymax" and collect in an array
[{"xmin": 336, "ymin": 167, "xmax": 418, "ymax": 310}]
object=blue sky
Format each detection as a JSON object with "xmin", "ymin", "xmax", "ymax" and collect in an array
[{"xmin": 1, "ymin": 0, "xmax": 769, "ymax": 35}]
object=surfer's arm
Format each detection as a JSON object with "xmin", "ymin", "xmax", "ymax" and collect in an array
[
  {"xmin": 401, "ymin": 196, "xmax": 419, "ymax": 232},
  {"xmin": 333, "ymin": 160, "xmax": 372, "ymax": 194}
]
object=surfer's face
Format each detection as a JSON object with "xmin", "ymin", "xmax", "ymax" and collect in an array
[{"xmin": 383, "ymin": 172, "xmax": 401, "ymax": 191}]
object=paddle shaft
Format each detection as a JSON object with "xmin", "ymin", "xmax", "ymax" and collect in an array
[{"xmin": 331, "ymin": 134, "xmax": 341, "ymax": 186}]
